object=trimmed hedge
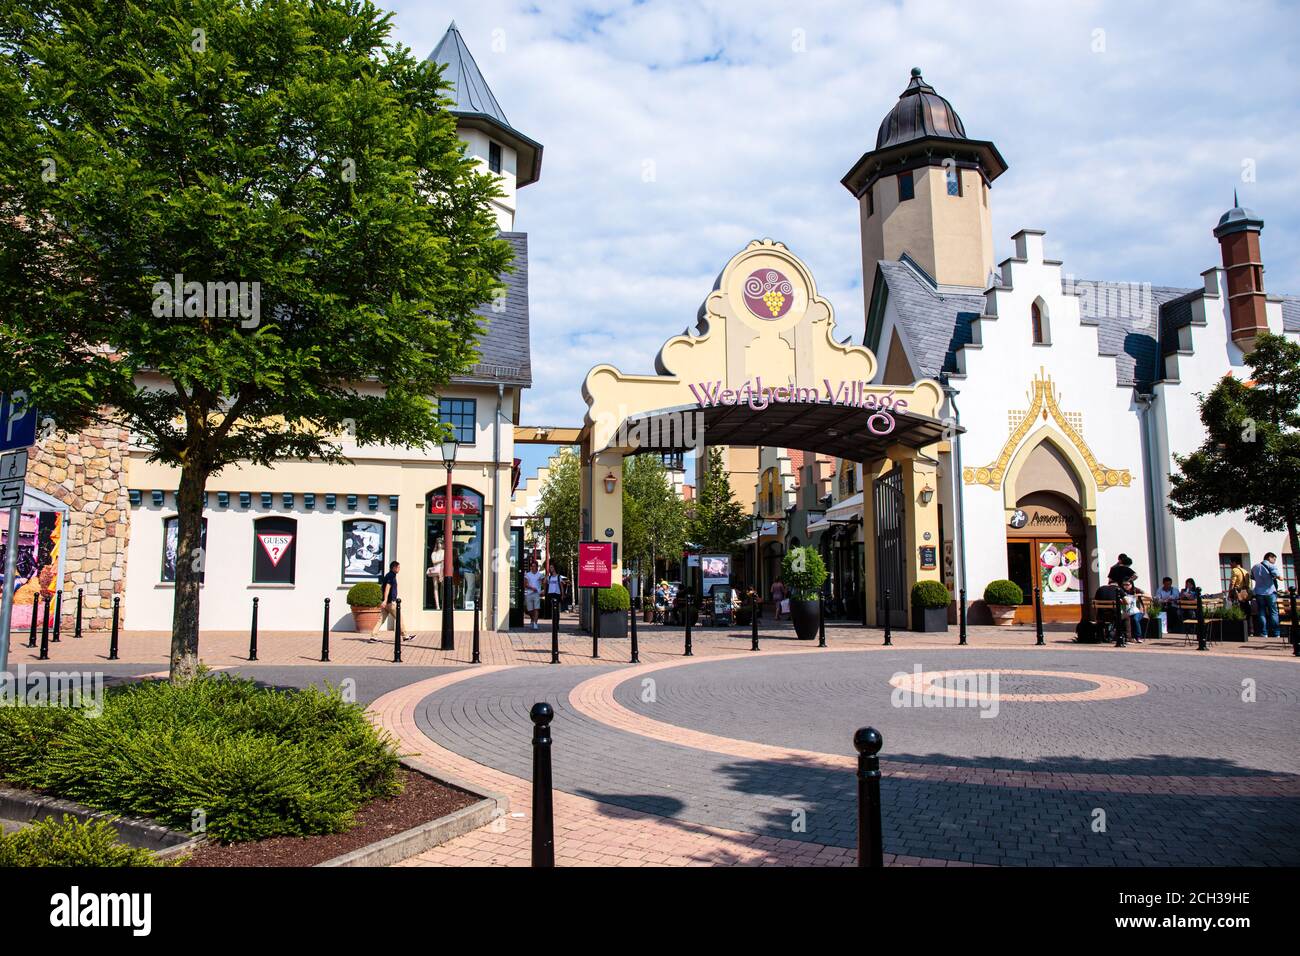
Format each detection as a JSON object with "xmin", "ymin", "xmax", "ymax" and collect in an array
[
  {"xmin": 983, "ymin": 579, "xmax": 1023, "ymax": 606},
  {"xmin": 346, "ymin": 582, "xmax": 383, "ymax": 607},
  {"xmin": 911, "ymin": 580, "xmax": 951, "ymax": 609},
  {"xmin": 596, "ymin": 584, "xmax": 630, "ymax": 612},
  {"xmin": 0, "ymin": 815, "xmax": 166, "ymax": 868},
  {"xmin": 0, "ymin": 674, "xmax": 401, "ymax": 844}
]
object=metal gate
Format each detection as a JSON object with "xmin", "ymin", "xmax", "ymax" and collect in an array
[{"xmin": 873, "ymin": 467, "xmax": 908, "ymax": 628}]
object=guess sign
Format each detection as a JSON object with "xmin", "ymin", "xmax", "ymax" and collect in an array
[
  {"xmin": 257, "ymin": 533, "xmax": 294, "ymax": 567},
  {"xmin": 428, "ymin": 493, "xmax": 481, "ymax": 516}
]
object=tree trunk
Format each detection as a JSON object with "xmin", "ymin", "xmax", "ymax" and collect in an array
[
  {"xmin": 170, "ymin": 461, "xmax": 208, "ymax": 682},
  {"xmin": 1288, "ymin": 514, "xmax": 1300, "ymax": 593}
]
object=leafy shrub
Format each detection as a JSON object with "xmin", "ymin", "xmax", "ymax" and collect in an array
[
  {"xmin": 0, "ymin": 674, "xmax": 401, "ymax": 844},
  {"xmin": 782, "ymin": 547, "xmax": 827, "ymax": 599},
  {"xmin": 1220, "ymin": 604, "xmax": 1247, "ymax": 622},
  {"xmin": 0, "ymin": 815, "xmax": 165, "ymax": 868},
  {"xmin": 596, "ymin": 584, "xmax": 629, "ymax": 612},
  {"xmin": 911, "ymin": 580, "xmax": 951, "ymax": 609},
  {"xmin": 1146, "ymin": 600, "xmax": 1164, "ymax": 619},
  {"xmin": 346, "ymin": 582, "xmax": 383, "ymax": 607},
  {"xmin": 983, "ymin": 579, "xmax": 1023, "ymax": 606}
]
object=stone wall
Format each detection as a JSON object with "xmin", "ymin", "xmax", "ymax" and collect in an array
[{"xmin": 25, "ymin": 424, "xmax": 132, "ymax": 631}]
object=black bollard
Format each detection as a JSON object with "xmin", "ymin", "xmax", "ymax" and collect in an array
[
  {"xmin": 1034, "ymin": 587, "xmax": 1045, "ymax": 646},
  {"xmin": 393, "ymin": 597, "xmax": 402, "ymax": 663},
  {"xmin": 38, "ymin": 593, "xmax": 51, "ymax": 661},
  {"xmin": 629, "ymin": 595, "xmax": 640, "ymax": 664},
  {"xmin": 1114, "ymin": 593, "xmax": 1126, "ymax": 648},
  {"xmin": 27, "ymin": 595, "xmax": 38, "ymax": 647},
  {"xmin": 592, "ymin": 593, "xmax": 600, "ymax": 659},
  {"xmin": 472, "ymin": 596, "xmax": 481, "ymax": 664},
  {"xmin": 108, "ymin": 596, "xmax": 120, "ymax": 660},
  {"xmin": 52, "ymin": 589, "xmax": 61, "ymax": 643},
  {"xmin": 550, "ymin": 594, "xmax": 560, "ymax": 664},
  {"xmin": 1196, "ymin": 588, "xmax": 1207, "ymax": 651},
  {"xmin": 853, "ymin": 726, "xmax": 884, "ymax": 868},
  {"xmin": 861, "ymin": 581, "xmax": 868, "ymax": 629},
  {"xmin": 958, "ymin": 588, "xmax": 968, "ymax": 646},
  {"xmin": 74, "ymin": 587, "xmax": 83, "ymax": 638},
  {"xmin": 818, "ymin": 593, "xmax": 826, "ymax": 648},
  {"xmin": 751, "ymin": 592, "xmax": 760, "ymax": 651},
  {"xmin": 248, "ymin": 596, "xmax": 259, "ymax": 661},
  {"xmin": 530, "ymin": 702, "xmax": 555, "ymax": 867},
  {"xmin": 882, "ymin": 590, "xmax": 892, "ymax": 646},
  {"xmin": 320, "ymin": 597, "xmax": 331, "ymax": 662},
  {"xmin": 684, "ymin": 593, "xmax": 693, "ymax": 656},
  {"xmin": 1291, "ymin": 589, "xmax": 1299, "ymax": 658}
]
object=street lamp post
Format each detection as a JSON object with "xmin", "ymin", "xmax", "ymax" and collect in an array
[
  {"xmin": 752, "ymin": 508, "xmax": 764, "ymax": 615},
  {"xmin": 440, "ymin": 438, "xmax": 458, "ymax": 651}
]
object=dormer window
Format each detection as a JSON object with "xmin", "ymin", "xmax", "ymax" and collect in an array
[
  {"xmin": 946, "ymin": 164, "xmax": 961, "ymax": 196},
  {"xmin": 897, "ymin": 171, "xmax": 914, "ymax": 202},
  {"xmin": 488, "ymin": 141, "xmax": 502, "ymax": 174}
]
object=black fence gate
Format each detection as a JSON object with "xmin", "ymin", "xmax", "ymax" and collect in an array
[{"xmin": 873, "ymin": 467, "xmax": 908, "ymax": 629}]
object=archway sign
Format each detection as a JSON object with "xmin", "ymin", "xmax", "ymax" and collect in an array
[{"xmin": 577, "ymin": 239, "xmax": 951, "ymax": 625}]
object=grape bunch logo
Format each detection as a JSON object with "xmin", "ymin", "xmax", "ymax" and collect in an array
[{"xmin": 743, "ymin": 269, "xmax": 794, "ymax": 319}]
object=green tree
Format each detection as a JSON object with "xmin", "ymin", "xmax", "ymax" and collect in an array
[
  {"xmin": 622, "ymin": 455, "xmax": 685, "ymax": 597},
  {"xmin": 688, "ymin": 447, "xmax": 751, "ymax": 552},
  {"xmin": 1167, "ymin": 332, "xmax": 1300, "ymax": 564},
  {"xmin": 536, "ymin": 449, "xmax": 580, "ymax": 575},
  {"xmin": 0, "ymin": 0, "xmax": 510, "ymax": 679}
]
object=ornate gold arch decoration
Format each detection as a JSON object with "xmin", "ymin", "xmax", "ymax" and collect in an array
[{"xmin": 962, "ymin": 369, "xmax": 1130, "ymax": 492}]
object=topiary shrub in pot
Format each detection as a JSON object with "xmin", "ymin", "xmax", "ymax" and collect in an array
[
  {"xmin": 1145, "ymin": 600, "xmax": 1165, "ymax": 641},
  {"xmin": 911, "ymin": 580, "xmax": 951, "ymax": 632},
  {"xmin": 346, "ymin": 582, "xmax": 384, "ymax": 633},
  {"xmin": 1219, "ymin": 602, "xmax": 1248, "ymax": 641},
  {"xmin": 595, "ymin": 584, "xmax": 629, "ymax": 639},
  {"xmin": 983, "ymin": 579, "xmax": 1023, "ymax": 626},
  {"xmin": 782, "ymin": 546, "xmax": 828, "ymax": 640}
]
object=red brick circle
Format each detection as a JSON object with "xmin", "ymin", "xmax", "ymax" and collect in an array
[{"xmin": 887, "ymin": 668, "xmax": 1149, "ymax": 703}]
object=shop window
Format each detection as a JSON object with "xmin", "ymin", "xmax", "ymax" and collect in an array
[
  {"xmin": 1218, "ymin": 553, "xmax": 1246, "ymax": 595},
  {"xmin": 438, "ymin": 397, "xmax": 477, "ymax": 445},
  {"xmin": 897, "ymin": 171, "xmax": 914, "ymax": 202},
  {"xmin": 253, "ymin": 515, "xmax": 297, "ymax": 584},
  {"xmin": 162, "ymin": 516, "xmax": 207, "ymax": 583},
  {"xmin": 425, "ymin": 486, "xmax": 484, "ymax": 611},
  {"xmin": 1284, "ymin": 554, "xmax": 1296, "ymax": 592},
  {"xmin": 946, "ymin": 164, "xmax": 961, "ymax": 196},
  {"xmin": 342, "ymin": 518, "xmax": 386, "ymax": 582}
]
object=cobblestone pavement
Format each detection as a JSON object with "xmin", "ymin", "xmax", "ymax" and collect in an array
[{"xmin": 376, "ymin": 645, "xmax": 1300, "ymax": 867}]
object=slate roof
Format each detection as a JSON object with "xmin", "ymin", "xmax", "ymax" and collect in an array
[
  {"xmin": 875, "ymin": 259, "xmax": 985, "ymax": 380},
  {"xmin": 1072, "ymin": 280, "xmax": 1194, "ymax": 391},
  {"xmin": 428, "ymin": 22, "xmax": 512, "ymax": 130},
  {"xmin": 1281, "ymin": 295, "xmax": 1300, "ymax": 333},
  {"xmin": 456, "ymin": 232, "xmax": 531, "ymax": 387}
]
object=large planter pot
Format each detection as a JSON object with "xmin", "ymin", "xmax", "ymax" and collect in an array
[
  {"xmin": 643, "ymin": 607, "xmax": 655, "ymax": 623},
  {"xmin": 912, "ymin": 605, "xmax": 948, "ymax": 632},
  {"xmin": 351, "ymin": 605, "xmax": 381, "ymax": 633},
  {"xmin": 1220, "ymin": 618, "xmax": 1248, "ymax": 642},
  {"xmin": 988, "ymin": 604, "xmax": 1017, "ymax": 627},
  {"xmin": 790, "ymin": 598, "xmax": 820, "ymax": 640},
  {"xmin": 1146, "ymin": 617, "xmax": 1164, "ymax": 641},
  {"xmin": 597, "ymin": 610, "xmax": 627, "ymax": 639}
]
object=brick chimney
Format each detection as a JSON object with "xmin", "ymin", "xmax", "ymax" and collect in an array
[{"xmin": 1212, "ymin": 193, "xmax": 1268, "ymax": 348}]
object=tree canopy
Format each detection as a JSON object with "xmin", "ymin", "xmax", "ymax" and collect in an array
[
  {"xmin": 622, "ymin": 454, "xmax": 686, "ymax": 594},
  {"xmin": 687, "ymin": 447, "xmax": 751, "ymax": 553}
]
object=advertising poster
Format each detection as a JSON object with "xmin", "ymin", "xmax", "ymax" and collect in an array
[
  {"xmin": 578, "ymin": 542, "xmax": 614, "ymax": 589},
  {"xmin": 342, "ymin": 519, "xmax": 386, "ymax": 582},
  {"xmin": 701, "ymin": 553, "xmax": 731, "ymax": 594},
  {"xmin": 0, "ymin": 510, "xmax": 63, "ymax": 629},
  {"xmin": 1038, "ymin": 541, "xmax": 1083, "ymax": 605}
]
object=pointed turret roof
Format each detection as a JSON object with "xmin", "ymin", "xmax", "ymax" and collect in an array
[{"xmin": 427, "ymin": 21, "xmax": 543, "ymax": 187}]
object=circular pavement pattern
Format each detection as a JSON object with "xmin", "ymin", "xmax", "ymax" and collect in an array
[{"xmin": 413, "ymin": 647, "xmax": 1300, "ymax": 866}]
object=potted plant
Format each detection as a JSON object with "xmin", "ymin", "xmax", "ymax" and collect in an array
[
  {"xmin": 1145, "ymin": 599, "xmax": 1164, "ymax": 641},
  {"xmin": 595, "ymin": 584, "xmax": 629, "ymax": 639},
  {"xmin": 911, "ymin": 581, "xmax": 951, "ymax": 632},
  {"xmin": 1218, "ymin": 603, "xmax": 1248, "ymax": 641},
  {"xmin": 346, "ymin": 582, "xmax": 383, "ymax": 633},
  {"xmin": 983, "ymin": 579, "xmax": 1023, "ymax": 626},
  {"xmin": 782, "ymin": 546, "xmax": 828, "ymax": 640}
]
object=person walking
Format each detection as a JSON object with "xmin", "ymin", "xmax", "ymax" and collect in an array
[
  {"xmin": 1250, "ymin": 552, "xmax": 1283, "ymax": 640},
  {"xmin": 523, "ymin": 560, "xmax": 543, "ymax": 630},
  {"xmin": 545, "ymin": 561, "xmax": 563, "ymax": 624},
  {"xmin": 1229, "ymin": 556, "xmax": 1253, "ymax": 633},
  {"xmin": 770, "ymin": 578, "xmax": 786, "ymax": 621},
  {"xmin": 370, "ymin": 561, "xmax": 414, "ymax": 642}
]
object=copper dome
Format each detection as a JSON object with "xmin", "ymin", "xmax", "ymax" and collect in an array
[{"xmin": 875, "ymin": 68, "xmax": 968, "ymax": 150}]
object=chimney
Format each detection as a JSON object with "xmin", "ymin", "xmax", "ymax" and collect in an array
[{"xmin": 1212, "ymin": 192, "xmax": 1268, "ymax": 349}]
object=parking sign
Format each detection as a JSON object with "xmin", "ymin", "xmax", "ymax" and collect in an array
[{"xmin": 0, "ymin": 392, "xmax": 38, "ymax": 452}]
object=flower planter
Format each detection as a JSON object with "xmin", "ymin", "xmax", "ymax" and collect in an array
[
  {"xmin": 790, "ymin": 598, "xmax": 820, "ymax": 640},
  {"xmin": 351, "ymin": 606, "xmax": 381, "ymax": 633},
  {"xmin": 1146, "ymin": 617, "xmax": 1163, "ymax": 641},
  {"xmin": 912, "ymin": 605, "xmax": 948, "ymax": 632},
  {"xmin": 988, "ymin": 604, "xmax": 1017, "ymax": 626},
  {"xmin": 1220, "ymin": 618, "xmax": 1248, "ymax": 642},
  {"xmin": 643, "ymin": 607, "xmax": 655, "ymax": 623},
  {"xmin": 597, "ymin": 610, "xmax": 627, "ymax": 639}
]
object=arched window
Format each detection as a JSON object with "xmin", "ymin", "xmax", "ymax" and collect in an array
[
  {"xmin": 1031, "ymin": 299, "xmax": 1049, "ymax": 345},
  {"xmin": 425, "ymin": 486, "xmax": 484, "ymax": 610},
  {"xmin": 253, "ymin": 516, "xmax": 297, "ymax": 584}
]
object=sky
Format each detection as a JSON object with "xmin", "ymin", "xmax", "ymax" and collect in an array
[{"xmin": 380, "ymin": 0, "xmax": 1300, "ymax": 483}]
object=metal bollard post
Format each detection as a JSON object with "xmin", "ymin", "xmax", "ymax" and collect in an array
[
  {"xmin": 882, "ymin": 590, "xmax": 892, "ymax": 646},
  {"xmin": 684, "ymin": 593, "xmax": 693, "ymax": 656},
  {"xmin": 248, "ymin": 596, "xmax": 259, "ymax": 661},
  {"xmin": 1291, "ymin": 589, "xmax": 1299, "ymax": 658},
  {"xmin": 1196, "ymin": 588, "xmax": 1207, "ymax": 652},
  {"xmin": 751, "ymin": 593, "xmax": 760, "ymax": 651},
  {"xmin": 108, "ymin": 596, "xmax": 120, "ymax": 660},
  {"xmin": 1034, "ymin": 587, "xmax": 1045, "ymax": 646},
  {"xmin": 472, "ymin": 596, "xmax": 481, "ymax": 664},
  {"xmin": 530, "ymin": 702, "xmax": 555, "ymax": 868},
  {"xmin": 629, "ymin": 595, "xmax": 640, "ymax": 664},
  {"xmin": 51, "ymin": 589, "xmax": 61, "ymax": 643},
  {"xmin": 592, "ymin": 593, "xmax": 600, "ymax": 659},
  {"xmin": 320, "ymin": 597, "xmax": 331, "ymax": 662},
  {"xmin": 1114, "ymin": 593, "xmax": 1126, "ymax": 647},
  {"xmin": 38, "ymin": 593, "xmax": 51, "ymax": 661},
  {"xmin": 853, "ymin": 726, "xmax": 884, "ymax": 868},
  {"xmin": 27, "ymin": 597, "xmax": 38, "ymax": 647},
  {"xmin": 550, "ymin": 594, "xmax": 560, "ymax": 664},
  {"xmin": 393, "ymin": 597, "xmax": 403, "ymax": 663},
  {"xmin": 958, "ymin": 588, "xmax": 967, "ymax": 646},
  {"xmin": 74, "ymin": 588, "xmax": 83, "ymax": 638},
  {"xmin": 818, "ymin": 593, "xmax": 826, "ymax": 648}
]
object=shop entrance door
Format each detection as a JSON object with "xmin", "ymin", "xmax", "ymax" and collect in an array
[{"xmin": 873, "ymin": 467, "xmax": 908, "ymax": 628}]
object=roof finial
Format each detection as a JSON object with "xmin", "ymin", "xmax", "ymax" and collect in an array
[
  {"xmin": 1233, "ymin": 188, "xmax": 1240, "ymax": 208},
  {"xmin": 911, "ymin": 66, "xmax": 922, "ymax": 77}
]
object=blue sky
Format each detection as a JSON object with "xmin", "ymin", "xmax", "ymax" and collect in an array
[{"xmin": 381, "ymin": 0, "xmax": 1300, "ymax": 482}]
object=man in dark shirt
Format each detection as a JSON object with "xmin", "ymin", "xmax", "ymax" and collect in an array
[{"xmin": 370, "ymin": 561, "xmax": 414, "ymax": 642}]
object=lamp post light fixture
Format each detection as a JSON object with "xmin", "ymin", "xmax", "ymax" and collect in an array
[
  {"xmin": 752, "ymin": 508, "xmax": 765, "ymax": 602},
  {"xmin": 919, "ymin": 483, "xmax": 935, "ymax": 506},
  {"xmin": 543, "ymin": 515, "xmax": 552, "ymax": 577},
  {"xmin": 439, "ymin": 438, "xmax": 458, "ymax": 651},
  {"xmin": 603, "ymin": 471, "xmax": 618, "ymax": 494}
]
